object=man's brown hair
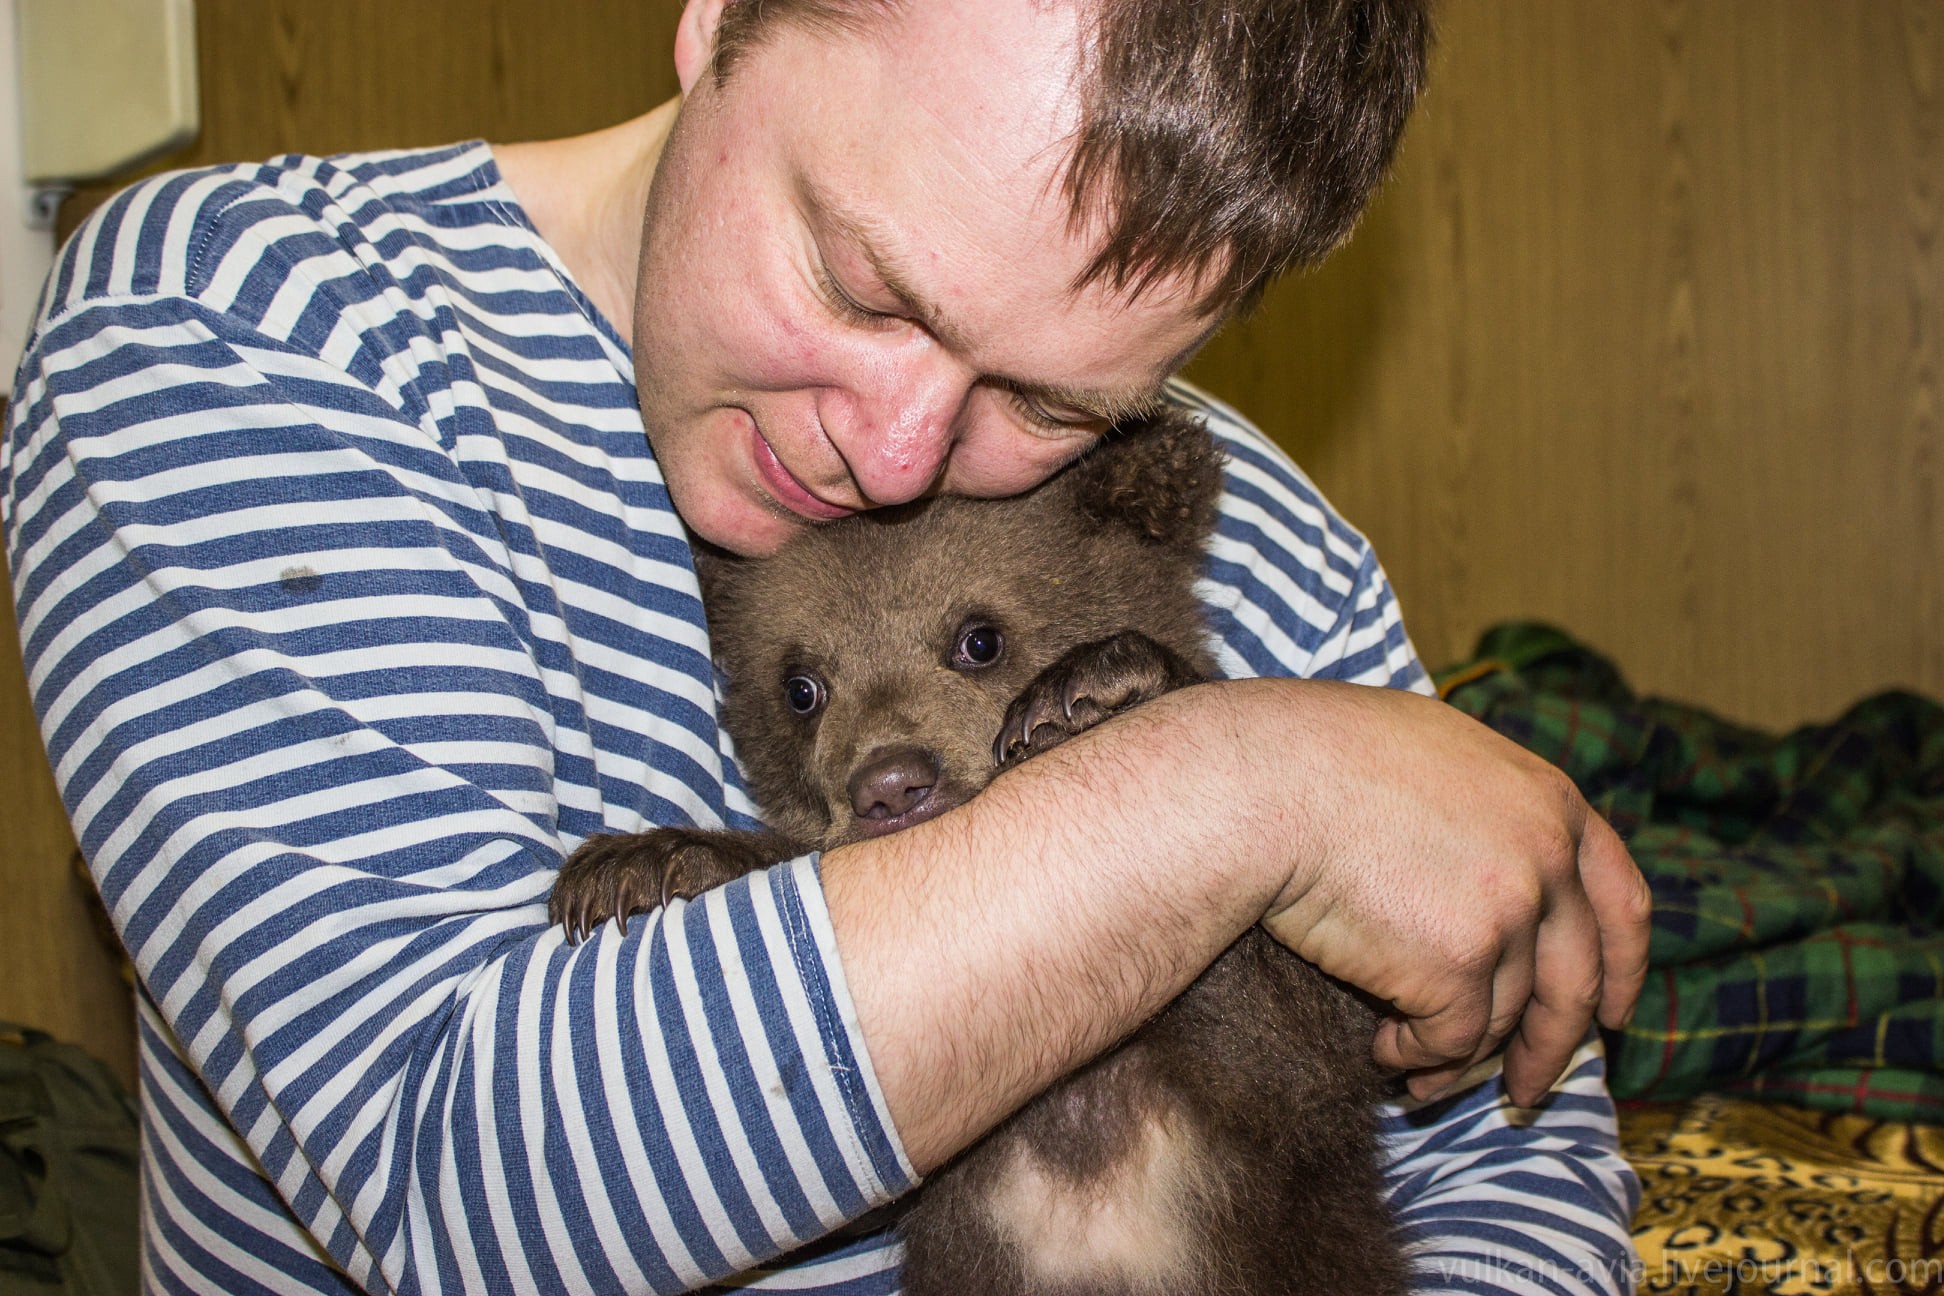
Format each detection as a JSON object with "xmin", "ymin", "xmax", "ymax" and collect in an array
[{"xmin": 711, "ymin": 0, "xmax": 1431, "ymax": 314}]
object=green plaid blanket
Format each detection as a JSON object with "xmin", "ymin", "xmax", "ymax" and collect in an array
[{"xmin": 1436, "ymin": 623, "xmax": 1944, "ymax": 1122}]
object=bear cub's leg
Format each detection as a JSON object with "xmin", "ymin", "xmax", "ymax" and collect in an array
[
  {"xmin": 995, "ymin": 630, "xmax": 1205, "ymax": 768},
  {"xmin": 550, "ymin": 827, "xmax": 805, "ymax": 941}
]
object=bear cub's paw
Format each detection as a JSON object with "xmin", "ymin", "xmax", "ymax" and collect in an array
[
  {"xmin": 995, "ymin": 630, "xmax": 1206, "ymax": 769},
  {"xmin": 551, "ymin": 827, "xmax": 797, "ymax": 942}
]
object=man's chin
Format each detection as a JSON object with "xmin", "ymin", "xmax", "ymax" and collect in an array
[{"xmin": 678, "ymin": 488, "xmax": 807, "ymax": 559}]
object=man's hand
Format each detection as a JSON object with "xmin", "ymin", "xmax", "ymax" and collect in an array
[{"xmin": 1245, "ymin": 680, "xmax": 1653, "ymax": 1106}]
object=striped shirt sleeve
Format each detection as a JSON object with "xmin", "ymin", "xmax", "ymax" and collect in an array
[
  {"xmin": 5, "ymin": 166, "xmax": 913, "ymax": 1294},
  {"xmin": 1174, "ymin": 381, "xmax": 1642, "ymax": 1295}
]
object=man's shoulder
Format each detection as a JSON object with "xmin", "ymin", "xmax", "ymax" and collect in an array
[{"xmin": 32, "ymin": 142, "xmax": 522, "ymax": 341}]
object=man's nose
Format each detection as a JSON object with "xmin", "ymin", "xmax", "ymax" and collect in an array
[{"xmin": 819, "ymin": 341, "xmax": 970, "ymax": 506}]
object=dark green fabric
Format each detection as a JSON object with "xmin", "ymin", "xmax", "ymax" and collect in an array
[
  {"xmin": 0, "ymin": 1026, "xmax": 138, "ymax": 1295},
  {"xmin": 1437, "ymin": 624, "xmax": 1944, "ymax": 1122}
]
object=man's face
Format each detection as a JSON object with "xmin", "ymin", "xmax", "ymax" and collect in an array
[{"xmin": 634, "ymin": 0, "xmax": 1221, "ymax": 557}]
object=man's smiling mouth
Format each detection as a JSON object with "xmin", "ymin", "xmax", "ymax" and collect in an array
[{"xmin": 744, "ymin": 413, "xmax": 857, "ymax": 520}]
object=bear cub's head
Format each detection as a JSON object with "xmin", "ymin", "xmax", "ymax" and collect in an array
[{"xmin": 697, "ymin": 408, "xmax": 1226, "ymax": 849}]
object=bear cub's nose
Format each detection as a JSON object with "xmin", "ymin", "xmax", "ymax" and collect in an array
[{"xmin": 848, "ymin": 746, "xmax": 941, "ymax": 822}]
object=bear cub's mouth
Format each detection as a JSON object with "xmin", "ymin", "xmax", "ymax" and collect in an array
[
  {"xmin": 843, "ymin": 794, "xmax": 960, "ymax": 841},
  {"xmin": 834, "ymin": 743, "xmax": 974, "ymax": 844}
]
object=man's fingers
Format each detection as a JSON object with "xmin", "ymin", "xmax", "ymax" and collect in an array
[
  {"xmin": 1386, "ymin": 934, "xmax": 1534, "ymax": 1099},
  {"xmin": 1403, "ymin": 1057, "xmax": 1475, "ymax": 1102},
  {"xmin": 1579, "ymin": 811, "xmax": 1651, "ymax": 1030},
  {"xmin": 1384, "ymin": 808, "xmax": 1637, "ymax": 1107},
  {"xmin": 1373, "ymin": 985, "xmax": 1490, "ymax": 1073},
  {"xmin": 1502, "ymin": 875, "xmax": 1605, "ymax": 1105},
  {"xmin": 1372, "ymin": 938, "xmax": 1517, "ymax": 1074},
  {"xmin": 1480, "ymin": 943, "xmax": 1534, "ymax": 1058}
]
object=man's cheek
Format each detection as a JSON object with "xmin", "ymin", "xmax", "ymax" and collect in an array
[{"xmin": 947, "ymin": 431, "xmax": 1096, "ymax": 500}]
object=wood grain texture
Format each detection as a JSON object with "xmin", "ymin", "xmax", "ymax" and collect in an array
[
  {"xmin": 57, "ymin": 0, "xmax": 683, "ymax": 241},
  {"xmin": 1187, "ymin": 0, "xmax": 1944, "ymax": 728}
]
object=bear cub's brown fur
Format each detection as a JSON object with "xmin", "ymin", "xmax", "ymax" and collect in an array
[{"xmin": 552, "ymin": 411, "xmax": 1408, "ymax": 1296}]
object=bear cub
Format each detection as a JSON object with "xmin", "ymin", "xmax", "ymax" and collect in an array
[{"xmin": 551, "ymin": 410, "xmax": 1408, "ymax": 1296}]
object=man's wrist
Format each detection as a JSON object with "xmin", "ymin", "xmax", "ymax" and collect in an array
[{"xmin": 1181, "ymin": 676, "xmax": 1336, "ymax": 915}]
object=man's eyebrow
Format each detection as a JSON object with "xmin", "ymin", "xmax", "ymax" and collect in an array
[{"xmin": 797, "ymin": 174, "xmax": 1177, "ymax": 426}]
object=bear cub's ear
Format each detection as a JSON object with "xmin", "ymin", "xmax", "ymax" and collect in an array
[{"xmin": 1065, "ymin": 407, "xmax": 1226, "ymax": 556}]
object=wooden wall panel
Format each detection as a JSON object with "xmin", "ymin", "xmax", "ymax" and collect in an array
[
  {"xmin": 1187, "ymin": 1, "xmax": 1944, "ymax": 729},
  {"xmin": 58, "ymin": 1, "xmax": 684, "ymax": 240}
]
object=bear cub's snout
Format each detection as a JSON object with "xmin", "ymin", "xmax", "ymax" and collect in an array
[{"xmin": 846, "ymin": 744, "xmax": 944, "ymax": 832}]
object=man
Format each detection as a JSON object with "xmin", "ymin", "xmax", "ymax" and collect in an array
[{"xmin": 4, "ymin": 0, "xmax": 1647, "ymax": 1291}]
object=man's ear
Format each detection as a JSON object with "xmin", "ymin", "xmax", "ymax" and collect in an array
[{"xmin": 674, "ymin": 0, "xmax": 735, "ymax": 93}]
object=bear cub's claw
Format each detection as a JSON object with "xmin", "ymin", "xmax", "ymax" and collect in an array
[
  {"xmin": 550, "ymin": 828, "xmax": 794, "ymax": 942},
  {"xmin": 995, "ymin": 630, "xmax": 1205, "ymax": 769}
]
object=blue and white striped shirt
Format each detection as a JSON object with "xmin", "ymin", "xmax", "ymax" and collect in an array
[{"xmin": 4, "ymin": 143, "xmax": 1639, "ymax": 1295}]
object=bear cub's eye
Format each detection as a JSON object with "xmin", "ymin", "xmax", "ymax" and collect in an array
[
  {"xmin": 953, "ymin": 624, "xmax": 1004, "ymax": 669},
  {"xmin": 784, "ymin": 674, "xmax": 826, "ymax": 716}
]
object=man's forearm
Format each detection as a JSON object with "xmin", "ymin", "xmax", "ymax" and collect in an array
[{"xmin": 821, "ymin": 681, "xmax": 1280, "ymax": 1173}]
